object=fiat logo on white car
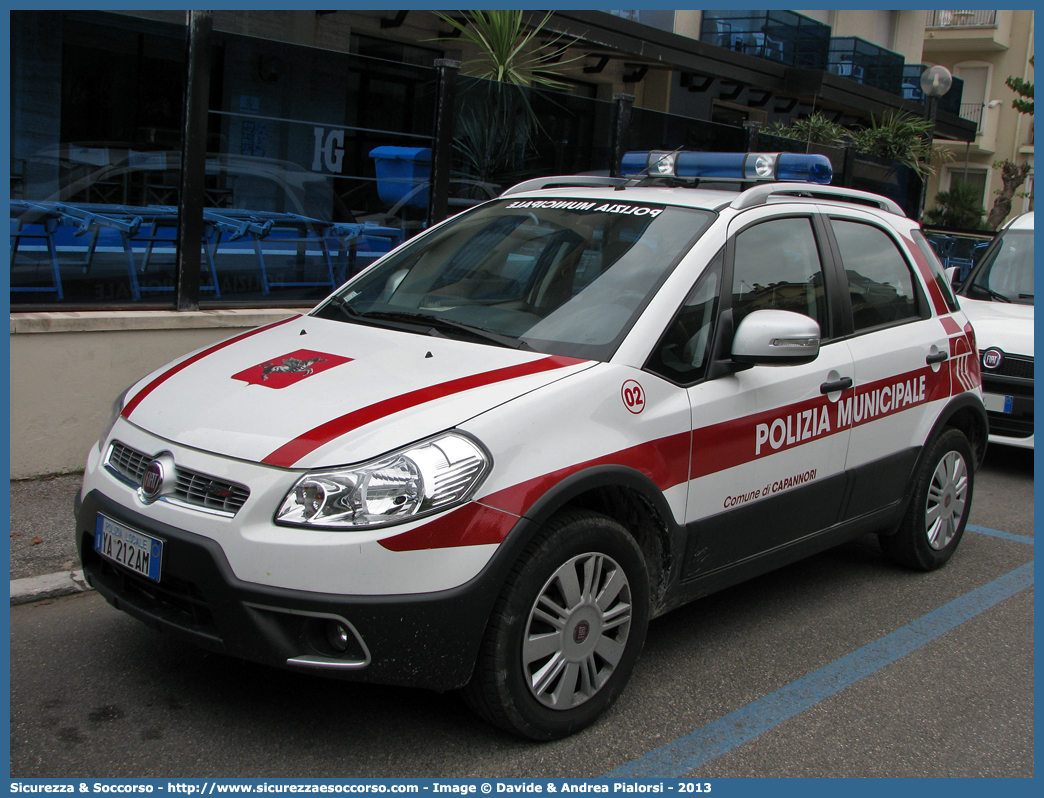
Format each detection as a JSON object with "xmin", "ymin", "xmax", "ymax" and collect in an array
[
  {"xmin": 139, "ymin": 454, "xmax": 175, "ymax": 503},
  {"xmin": 982, "ymin": 348, "xmax": 1004, "ymax": 370}
]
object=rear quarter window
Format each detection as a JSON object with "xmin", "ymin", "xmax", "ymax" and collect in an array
[{"xmin": 911, "ymin": 229, "xmax": 960, "ymax": 313}]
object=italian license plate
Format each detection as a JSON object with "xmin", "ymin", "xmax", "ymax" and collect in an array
[
  {"xmin": 94, "ymin": 514, "xmax": 163, "ymax": 581},
  {"xmin": 983, "ymin": 393, "xmax": 1014, "ymax": 414}
]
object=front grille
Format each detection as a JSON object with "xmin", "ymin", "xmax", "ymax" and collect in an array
[
  {"xmin": 107, "ymin": 442, "xmax": 150, "ymax": 483},
  {"xmin": 176, "ymin": 471, "xmax": 251, "ymax": 515},
  {"xmin": 987, "ymin": 414, "xmax": 1034, "ymax": 438},
  {"xmin": 107, "ymin": 441, "xmax": 250, "ymax": 516},
  {"xmin": 983, "ymin": 353, "xmax": 1034, "ymax": 381}
]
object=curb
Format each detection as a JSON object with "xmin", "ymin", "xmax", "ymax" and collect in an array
[{"xmin": 10, "ymin": 570, "xmax": 92, "ymax": 605}]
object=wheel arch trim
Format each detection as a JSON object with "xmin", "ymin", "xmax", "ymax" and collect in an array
[
  {"xmin": 883, "ymin": 393, "xmax": 987, "ymax": 537},
  {"xmin": 510, "ymin": 463, "xmax": 681, "ymax": 531}
]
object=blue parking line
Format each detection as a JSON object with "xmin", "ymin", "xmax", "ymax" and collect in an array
[
  {"xmin": 604, "ymin": 561, "xmax": 1034, "ymax": 778},
  {"xmin": 968, "ymin": 524, "xmax": 1035, "ymax": 546}
]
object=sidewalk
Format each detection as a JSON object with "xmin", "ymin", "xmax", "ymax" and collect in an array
[
  {"xmin": 9, "ymin": 473, "xmax": 91, "ymax": 605},
  {"xmin": 11, "ymin": 569, "xmax": 92, "ymax": 604}
]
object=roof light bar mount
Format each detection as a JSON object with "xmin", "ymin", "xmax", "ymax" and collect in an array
[{"xmin": 621, "ymin": 151, "xmax": 834, "ymax": 185}]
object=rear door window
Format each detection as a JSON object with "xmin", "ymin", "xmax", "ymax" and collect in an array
[{"xmin": 831, "ymin": 219, "xmax": 923, "ymax": 332}]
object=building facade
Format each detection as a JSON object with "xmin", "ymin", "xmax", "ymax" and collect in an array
[{"xmin": 919, "ymin": 9, "xmax": 1035, "ymax": 221}]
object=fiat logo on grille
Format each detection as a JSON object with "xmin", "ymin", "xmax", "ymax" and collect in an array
[
  {"xmin": 139, "ymin": 454, "xmax": 175, "ymax": 503},
  {"xmin": 982, "ymin": 348, "xmax": 1004, "ymax": 370}
]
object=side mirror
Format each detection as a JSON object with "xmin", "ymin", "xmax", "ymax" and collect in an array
[
  {"xmin": 732, "ymin": 309, "xmax": 821, "ymax": 366},
  {"xmin": 945, "ymin": 266, "xmax": 959, "ymax": 288}
]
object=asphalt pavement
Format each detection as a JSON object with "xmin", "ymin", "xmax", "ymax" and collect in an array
[
  {"xmin": 9, "ymin": 447, "xmax": 1032, "ymax": 777},
  {"xmin": 9, "ymin": 472, "xmax": 88, "ymax": 604}
]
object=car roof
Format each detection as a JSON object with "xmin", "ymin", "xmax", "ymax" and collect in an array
[
  {"xmin": 1006, "ymin": 211, "xmax": 1034, "ymax": 231},
  {"xmin": 500, "ymin": 183, "xmax": 740, "ymax": 212},
  {"xmin": 498, "ymin": 181, "xmax": 909, "ymax": 219}
]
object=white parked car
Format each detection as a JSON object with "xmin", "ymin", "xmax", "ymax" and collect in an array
[
  {"xmin": 954, "ymin": 212, "xmax": 1033, "ymax": 448},
  {"xmin": 77, "ymin": 151, "xmax": 988, "ymax": 739}
]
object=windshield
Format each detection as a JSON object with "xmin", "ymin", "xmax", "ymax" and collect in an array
[
  {"xmin": 313, "ymin": 198, "xmax": 714, "ymax": 360},
  {"xmin": 961, "ymin": 229, "xmax": 1034, "ymax": 305}
]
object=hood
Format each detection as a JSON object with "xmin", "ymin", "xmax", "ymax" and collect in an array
[
  {"xmin": 959, "ymin": 298, "xmax": 1034, "ymax": 358},
  {"xmin": 120, "ymin": 314, "xmax": 592, "ymax": 469}
]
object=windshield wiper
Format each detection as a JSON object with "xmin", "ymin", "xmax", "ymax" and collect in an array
[
  {"xmin": 324, "ymin": 294, "xmax": 362, "ymax": 320},
  {"xmin": 360, "ymin": 310, "xmax": 532, "ymax": 350},
  {"xmin": 969, "ymin": 286, "xmax": 1012, "ymax": 303}
]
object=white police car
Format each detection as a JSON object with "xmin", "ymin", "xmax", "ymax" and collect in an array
[
  {"xmin": 953, "ymin": 212, "xmax": 1033, "ymax": 448},
  {"xmin": 77, "ymin": 151, "xmax": 987, "ymax": 740}
]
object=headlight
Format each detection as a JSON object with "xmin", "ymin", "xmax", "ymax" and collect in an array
[{"xmin": 275, "ymin": 433, "xmax": 491, "ymax": 530}]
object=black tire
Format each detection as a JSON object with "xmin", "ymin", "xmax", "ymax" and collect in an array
[
  {"xmin": 462, "ymin": 509, "xmax": 650, "ymax": 740},
  {"xmin": 879, "ymin": 427, "xmax": 974, "ymax": 571}
]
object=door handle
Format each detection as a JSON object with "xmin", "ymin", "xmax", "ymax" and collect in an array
[
  {"xmin": 820, "ymin": 377, "xmax": 853, "ymax": 394},
  {"xmin": 926, "ymin": 351, "xmax": 949, "ymax": 365}
]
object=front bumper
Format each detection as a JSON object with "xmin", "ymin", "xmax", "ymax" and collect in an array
[
  {"xmin": 982, "ymin": 372, "xmax": 1033, "ymax": 448},
  {"xmin": 76, "ymin": 489, "xmax": 512, "ymax": 691}
]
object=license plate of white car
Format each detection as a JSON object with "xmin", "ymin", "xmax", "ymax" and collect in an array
[
  {"xmin": 983, "ymin": 393, "xmax": 1014, "ymax": 414},
  {"xmin": 94, "ymin": 514, "xmax": 163, "ymax": 581}
]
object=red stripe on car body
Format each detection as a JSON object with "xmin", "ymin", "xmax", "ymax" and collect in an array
[
  {"xmin": 479, "ymin": 432, "xmax": 692, "ymax": 517},
  {"xmin": 485, "ymin": 363, "xmax": 955, "ymax": 521},
  {"xmin": 122, "ymin": 315, "xmax": 301, "ymax": 419},
  {"xmin": 262, "ymin": 355, "xmax": 586, "ymax": 467},
  {"xmin": 902, "ymin": 231, "xmax": 951, "ymax": 316},
  {"xmin": 379, "ymin": 502, "xmax": 518, "ymax": 552},
  {"xmin": 939, "ymin": 316, "xmax": 963, "ymax": 336},
  {"xmin": 384, "ymin": 360, "xmax": 966, "ymax": 551}
]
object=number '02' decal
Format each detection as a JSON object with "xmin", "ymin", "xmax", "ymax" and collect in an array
[{"xmin": 621, "ymin": 380, "xmax": 646, "ymax": 414}]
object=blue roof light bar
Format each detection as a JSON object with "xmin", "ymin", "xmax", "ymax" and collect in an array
[{"xmin": 621, "ymin": 151, "xmax": 833, "ymax": 185}]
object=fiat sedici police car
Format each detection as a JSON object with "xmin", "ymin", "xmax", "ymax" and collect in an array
[{"xmin": 77, "ymin": 151, "xmax": 987, "ymax": 740}]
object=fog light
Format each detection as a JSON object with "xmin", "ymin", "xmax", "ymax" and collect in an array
[{"xmin": 326, "ymin": 621, "xmax": 350, "ymax": 653}]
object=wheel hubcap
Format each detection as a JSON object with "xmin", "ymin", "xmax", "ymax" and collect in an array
[
  {"xmin": 925, "ymin": 450, "xmax": 968, "ymax": 550},
  {"xmin": 522, "ymin": 552, "xmax": 632, "ymax": 710}
]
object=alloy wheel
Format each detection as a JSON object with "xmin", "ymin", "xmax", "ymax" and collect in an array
[
  {"xmin": 925, "ymin": 450, "xmax": 969, "ymax": 550},
  {"xmin": 522, "ymin": 552, "xmax": 633, "ymax": 710}
]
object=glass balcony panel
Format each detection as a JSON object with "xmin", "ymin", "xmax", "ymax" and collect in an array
[
  {"xmin": 827, "ymin": 37, "xmax": 904, "ymax": 95},
  {"xmin": 700, "ymin": 10, "xmax": 829, "ymax": 70}
]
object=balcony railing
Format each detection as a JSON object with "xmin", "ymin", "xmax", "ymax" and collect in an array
[
  {"xmin": 926, "ymin": 10, "xmax": 997, "ymax": 28},
  {"xmin": 960, "ymin": 102, "xmax": 985, "ymax": 132}
]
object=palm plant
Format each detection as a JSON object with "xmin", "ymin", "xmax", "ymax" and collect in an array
[
  {"xmin": 765, "ymin": 112, "xmax": 849, "ymax": 147},
  {"xmin": 923, "ymin": 178, "xmax": 988, "ymax": 229},
  {"xmin": 451, "ymin": 83, "xmax": 535, "ymax": 187},
  {"xmin": 434, "ymin": 10, "xmax": 579, "ymax": 90},
  {"xmin": 433, "ymin": 11, "xmax": 581, "ymax": 188},
  {"xmin": 847, "ymin": 110, "xmax": 949, "ymax": 177},
  {"xmin": 767, "ymin": 110, "xmax": 952, "ymax": 178}
]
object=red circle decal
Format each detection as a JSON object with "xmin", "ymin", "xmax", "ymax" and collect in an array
[{"xmin": 621, "ymin": 380, "xmax": 645, "ymax": 414}]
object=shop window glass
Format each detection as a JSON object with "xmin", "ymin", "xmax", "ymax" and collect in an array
[{"xmin": 10, "ymin": 10, "xmax": 440, "ymax": 307}]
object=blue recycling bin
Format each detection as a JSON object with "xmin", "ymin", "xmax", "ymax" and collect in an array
[{"xmin": 369, "ymin": 146, "xmax": 431, "ymax": 209}]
